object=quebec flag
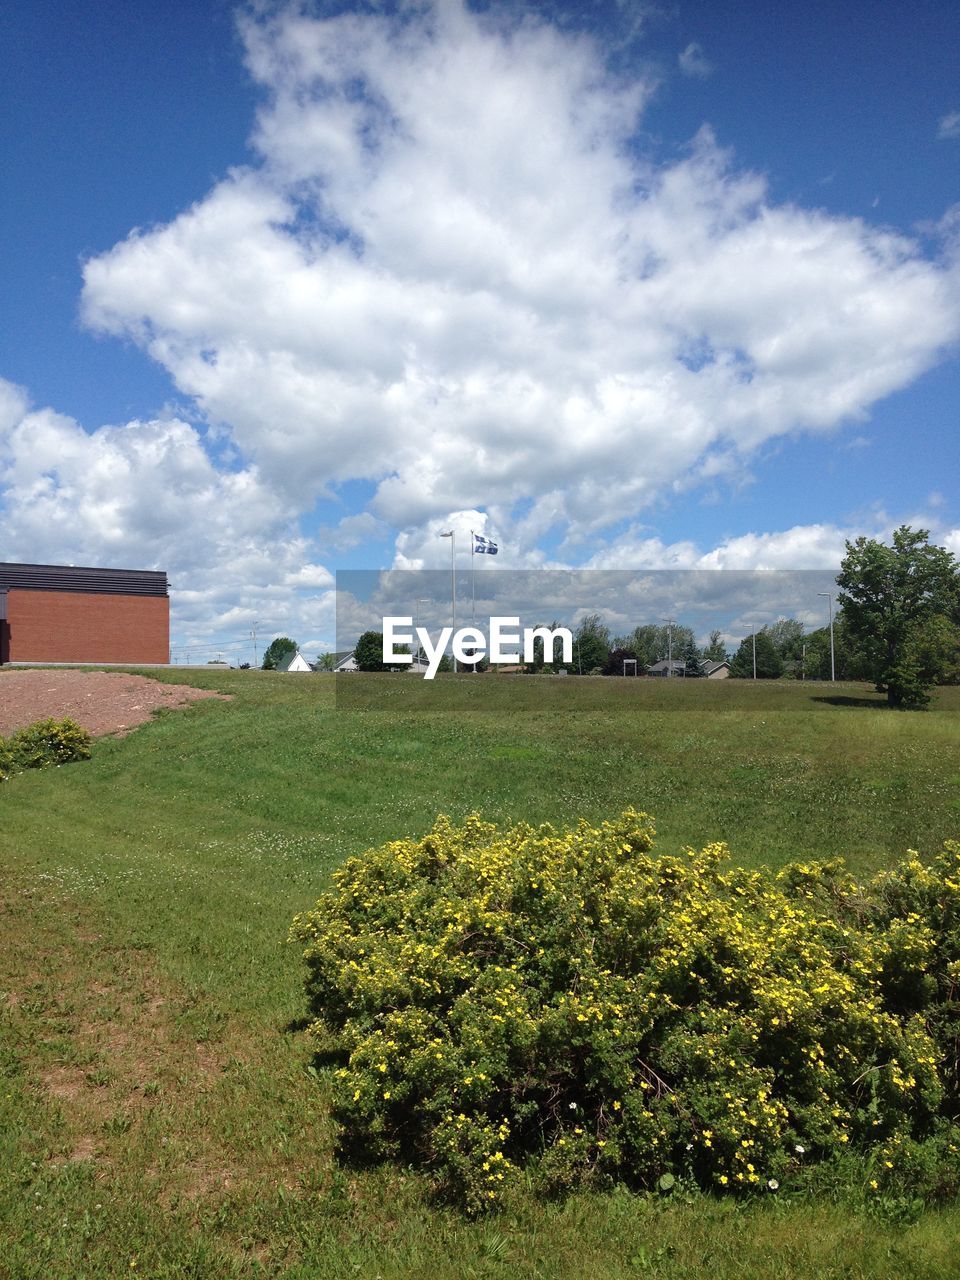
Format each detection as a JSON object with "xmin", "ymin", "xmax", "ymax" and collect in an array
[{"xmin": 473, "ymin": 533, "xmax": 498, "ymax": 555}]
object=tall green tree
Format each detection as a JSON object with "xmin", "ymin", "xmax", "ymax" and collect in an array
[
  {"xmin": 703, "ymin": 629, "xmax": 727, "ymax": 663},
  {"xmin": 729, "ymin": 631, "xmax": 783, "ymax": 679},
  {"xmin": 619, "ymin": 623, "xmax": 697, "ymax": 667},
  {"xmin": 764, "ymin": 618, "xmax": 805, "ymax": 661},
  {"xmin": 904, "ymin": 614, "xmax": 960, "ymax": 686},
  {"xmin": 353, "ymin": 632, "xmax": 412, "ymax": 671},
  {"xmin": 262, "ymin": 636, "xmax": 297, "ymax": 670},
  {"xmin": 354, "ymin": 631, "xmax": 388, "ymax": 672},
  {"xmin": 524, "ymin": 621, "xmax": 564, "ymax": 673},
  {"xmin": 682, "ymin": 638, "xmax": 704, "ymax": 678},
  {"xmin": 573, "ymin": 614, "xmax": 611, "ymax": 674},
  {"xmin": 837, "ymin": 526, "xmax": 959, "ymax": 708},
  {"xmin": 618, "ymin": 625, "xmax": 661, "ymax": 668}
]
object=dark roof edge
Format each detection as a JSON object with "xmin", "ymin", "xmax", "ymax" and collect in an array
[{"xmin": 0, "ymin": 563, "xmax": 168, "ymax": 597}]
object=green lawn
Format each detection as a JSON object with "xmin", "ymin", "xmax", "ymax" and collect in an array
[{"xmin": 2, "ymin": 671, "xmax": 959, "ymax": 1278}]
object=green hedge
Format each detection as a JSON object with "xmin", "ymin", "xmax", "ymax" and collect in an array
[
  {"xmin": 0, "ymin": 717, "xmax": 92, "ymax": 779},
  {"xmin": 292, "ymin": 811, "xmax": 960, "ymax": 1213}
]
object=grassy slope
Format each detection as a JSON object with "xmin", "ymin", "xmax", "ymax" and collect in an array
[{"xmin": 1, "ymin": 671, "xmax": 959, "ymax": 1278}]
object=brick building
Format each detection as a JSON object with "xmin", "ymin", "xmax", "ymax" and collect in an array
[{"xmin": 0, "ymin": 563, "xmax": 169, "ymax": 665}]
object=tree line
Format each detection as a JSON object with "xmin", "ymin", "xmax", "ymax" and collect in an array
[
  {"xmin": 531, "ymin": 527, "xmax": 960, "ymax": 707},
  {"xmin": 268, "ymin": 526, "xmax": 959, "ymax": 709}
]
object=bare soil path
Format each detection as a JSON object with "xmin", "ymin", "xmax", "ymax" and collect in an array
[{"xmin": 0, "ymin": 669, "xmax": 227, "ymax": 736}]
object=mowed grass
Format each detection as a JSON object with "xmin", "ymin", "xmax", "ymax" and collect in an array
[{"xmin": 1, "ymin": 670, "xmax": 959, "ymax": 1279}]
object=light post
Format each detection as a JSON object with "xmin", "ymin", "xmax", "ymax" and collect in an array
[
  {"xmin": 439, "ymin": 531, "xmax": 457, "ymax": 672},
  {"xmin": 414, "ymin": 597, "xmax": 429, "ymax": 668},
  {"xmin": 752, "ymin": 630, "xmax": 757, "ymax": 680},
  {"xmin": 661, "ymin": 617, "xmax": 676, "ymax": 677},
  {"xmin": 817, "ymin": 592, "xmax": 835, "ymax": 681}
]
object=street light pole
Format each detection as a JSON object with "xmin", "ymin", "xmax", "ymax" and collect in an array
[
  {"xmin": 440, "ymin": 531, "xmax": 457, "ymax": 672},
  {"xmin": 414, "ymin": 597, "xmax": 429, "ymax": 668},
  {"xmin": 661, "ymin": 617, "xmax": 676, "ymax": 677},
  {"xmin": 752, "ymin": 630, "xmax": 757, "ymax": 681},
  {"xmin": 818, "ymin": 592, "xmax": 835, "ymax": 681}
]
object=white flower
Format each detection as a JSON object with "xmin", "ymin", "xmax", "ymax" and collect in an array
[
  {"xmin": 794, "ymin": 1144, "xmax": 805, "ymax": 1155},
  {"xmin": 767, "ymin": 1178, "xmax": 779, "ymax": 1191},
  {"xmin": 568, "ymin": 1101, "xmax": 577, "ymax": 1110}
]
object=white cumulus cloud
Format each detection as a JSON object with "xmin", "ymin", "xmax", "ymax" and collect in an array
[
  {"xmin": 78, "ymin": 1, "xmax": 960, "ymax": 548},
  {"xmin": 0, "ymin": 378, "xmax": 335, "ymax": 651}
]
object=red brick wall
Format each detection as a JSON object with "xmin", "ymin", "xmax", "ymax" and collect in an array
[{"xmin": 5, "ymin": 589, "xmax": 169, "ymax": 664}]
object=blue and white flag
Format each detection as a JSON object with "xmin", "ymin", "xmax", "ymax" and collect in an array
[{"xmin": 473, "ymin": 533, "xmax": 498, "ymax": 555}]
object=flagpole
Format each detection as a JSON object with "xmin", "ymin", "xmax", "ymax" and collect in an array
[
  {"xmin": 471, "ymin": 532, "xmax": 478, "ymax": 674},
  {"xmin": 439, "ymin": 530, "xmax": 457, "ymax": 673}
]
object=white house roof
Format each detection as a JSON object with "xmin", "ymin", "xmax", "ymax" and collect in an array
[{"xmin": 276, "ymin": 648, "xmax": 313, "ymax": 672}]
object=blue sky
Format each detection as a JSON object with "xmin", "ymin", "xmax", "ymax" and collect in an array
[{"xmin": 1, "ymin": 0, "xmax": 958, "ymax": 660}]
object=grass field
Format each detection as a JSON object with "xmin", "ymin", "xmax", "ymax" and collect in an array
[{"xmin": 2, "ymin": 671, "xmax": 959, "ymax": 1279}]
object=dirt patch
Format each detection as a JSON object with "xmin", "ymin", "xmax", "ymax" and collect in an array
[
  {"xmin": 0, "ymin": 669, "xmax": 228, "ymax": 737},
  {"xmin": 67, "ymin": 1136, "xmax": 98, "ymax": 1162},
  {"xmin": 40, "ymin": 1064, "xmax": 87, "ymax": 1102}
]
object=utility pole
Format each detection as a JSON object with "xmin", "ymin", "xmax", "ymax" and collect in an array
[
  {"xmin": 752, "ymin": 630, "xmax": 757, "ymax": 680},
  {"xmin": 251, "ymin": 620, "xmax": 260, "ymax": 670},
  {"xmin": 817, "ymin": 593, "xmax": 835, "ymax": 681}
]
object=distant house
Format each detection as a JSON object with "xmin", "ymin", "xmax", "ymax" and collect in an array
[
  {"xmin": 648, "ymin": 659, "xmax": 687, "ymax": 678},
  {"xmin": 703, "ymin": 659, "xmax": 731, "ymax": 679},
  {"xmin": 275, "ymin": 649, "xmax": 314, "ymax": 673},
  {"xmin": 332, "ymin": 651, "xmax": 358, "ymax": 673}
]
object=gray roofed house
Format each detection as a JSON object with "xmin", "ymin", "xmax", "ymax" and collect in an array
[
  {"xmin": 647, "ymin": 659, "xmax": 687, "ymax": 677},
  {"xmin": 702, "ymin": 659, "xmax": 731, "ymax": 679}
]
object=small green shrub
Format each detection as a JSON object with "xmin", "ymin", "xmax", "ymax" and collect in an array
[
  {"xmin": 0, "ymin": 737, "xmax": 15, "ymax": 781},
  {"xmin": 292, "ymin": 812, "xmax": 960, "ymax": 1213},
  {"xmin": 7, "ymin": 717, "xmax": 92, "ymax": 771}
]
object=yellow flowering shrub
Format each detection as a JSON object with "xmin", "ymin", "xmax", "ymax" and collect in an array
[
  {"xmin": 0, "ymin": 717, "xmax": 91, "ymax": 778},
  {"xmin": 291, "ymin": 812, "xmax": 960, "ymax": 1213}
]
